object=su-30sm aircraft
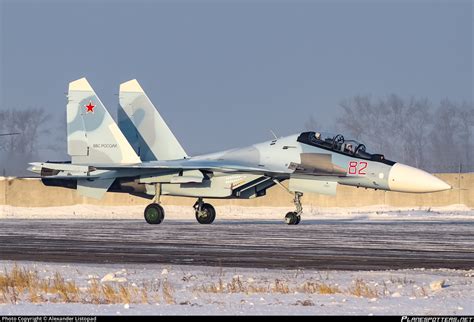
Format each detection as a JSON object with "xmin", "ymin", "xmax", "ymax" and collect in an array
[{"xmin": 29, "ymin": 78, "xmax": 451, "ymax": 225}]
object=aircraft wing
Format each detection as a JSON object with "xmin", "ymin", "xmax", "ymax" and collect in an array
[
  {"xmin": 92, "ymin": 159, "xmax": 287, "ymax": 175},
  {"xmin": 32, "ymin": 156, "xmax": 347, "ymax": 179}
]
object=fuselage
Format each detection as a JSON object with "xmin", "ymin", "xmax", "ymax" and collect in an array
[
  {"xmin": 189, "ymin": 132, "xmax": 451, "ymax": 193},
  {"xmin": 28, "ymin": 77, "xmax": 452, "ymax": 225},
  {"xmin": 29, "ymin": 131, "xmax": 451, "ymax": 198}
]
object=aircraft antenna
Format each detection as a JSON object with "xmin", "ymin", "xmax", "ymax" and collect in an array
[{"xmin": 269, "ymin": 130, "xmax": 278, "ymax": 140}]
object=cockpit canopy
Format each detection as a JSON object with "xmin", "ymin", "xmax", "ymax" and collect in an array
[{"xmin": 297, "ymin": 131, "xmax": 386, "ymax": 161}]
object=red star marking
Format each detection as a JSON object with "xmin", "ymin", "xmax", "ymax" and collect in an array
[{"xmin": 85, "ymin": 102, "xmax": 95, "ymax": 113}]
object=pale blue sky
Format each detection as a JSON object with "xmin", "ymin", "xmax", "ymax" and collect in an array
[{"xmin": 1, "ymin": 0, "xmax": 472, "ymax": 156}]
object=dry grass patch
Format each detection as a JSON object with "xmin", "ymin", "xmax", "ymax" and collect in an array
[
  {"xmin": 195, "ymin": 277, "xmax": 280, "ymax": 295},
  {"xmin": 162, "ymin": 279, "xmax": 176, "ymax": 304},
  {"xmin": 194, "ymin": 275, "xmax": 380, "ymax": 299},
  {"xmin": 0, "ymin": 265, "xmax": 164, "ymax": 305},
  {"xmin": 195, "ymin": 277, "xmax": 340, "ymax": 295},
  {"xmin": 51, "ymin": 273, "xmax": 80, "ymax": 303},
  {"xmin": 299, "ymin": 281, "xmax": 341, "ymax": 295},
  {"xmin": 348, "ymin": 279, "xmax": 379, "ymax": 298},
  {"xmin": 271, "ymin": 279, "xmax": 290, "ymax": 294},
  {"xmin": 2, "ymin": 265, "xmax": 389, "ymax": 305}
]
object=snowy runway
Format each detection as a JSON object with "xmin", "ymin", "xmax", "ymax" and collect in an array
[{"xmin": 0, "ymin": 217, "xmax": 472, "ymax": 270}]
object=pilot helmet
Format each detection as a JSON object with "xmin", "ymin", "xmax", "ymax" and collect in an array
[{"xmin": 315, "ymin": 132, "xmax": 321, "ymax": 140}]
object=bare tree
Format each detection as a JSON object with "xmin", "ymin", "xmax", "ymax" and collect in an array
[
  {"xmin": 0, "ymin": 108, "xmax": 51, "ymax": 153},
  {"xmin": 0, "ymin": 107, "xmax": 52, "ymax": 175},
  {"xmin": 402, "ymin": 97, "xmax": 432, "ymax": 168},
  {"xmin": 337, "ymin": 94, "xmax": 432, "ymax": 165},
  {"xmin": 304, "ymin": 114, "xmax": 320, "ymax": 131},
  {"xmin": 428, "ymin": 99, "xmax": 474, "ymax": 172},
  {"xmin": 335, "ymin": 95, "xmax": 473, "ymax": 172},
  {"xmin": 456, "ymin": 101, "xmax": 474, "ymax": 171}
]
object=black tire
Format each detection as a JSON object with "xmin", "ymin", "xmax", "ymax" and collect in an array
[
  {"xmin": 295, "ymin": 215, "xmax": 301, "ymax": 225},
  {"xmin": 195, "ymin": 203, "xmax": 216, "ymax": 224},
  {"xmin": 144, "ymin": 203, "xmax": 165, "ymax": 224},
  {"xmin": 285, "ymin": 211, "xmax": 298, "ymax": 225}
]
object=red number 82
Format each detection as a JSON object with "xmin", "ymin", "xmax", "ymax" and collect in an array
[{"xmin": 348, "ymin": 161, "xmax": 368, "ymax": 175}]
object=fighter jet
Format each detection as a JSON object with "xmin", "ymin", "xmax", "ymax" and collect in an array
[{"xmin": 28, "ymin": 78, "xmax": 452, "ymax": 225}]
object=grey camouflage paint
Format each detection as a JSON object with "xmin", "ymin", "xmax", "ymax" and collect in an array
[
  {"xmin": 67, "ymin": 80, "xmax": 140, "ymax": 165},
  {"xmin": 33, "ymin": 77, "xmax": 406, "ymax": 200},
  {"xmin": 118, "ymin": 80, "xmax": 187, "ymax": 161}
]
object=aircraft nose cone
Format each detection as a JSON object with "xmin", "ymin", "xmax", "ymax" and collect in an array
[{"xmin": 388, "ymin": 163, "xmax": 452, "ymax": 193}]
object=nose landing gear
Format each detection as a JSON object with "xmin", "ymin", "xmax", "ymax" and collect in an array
[
  {"xmin": 272, "ymin": 179, "xmax": 305, "ymax": 225},
  {"xmin": 285, "ymin": 192, "xmax": 303, "ymax": 225}
]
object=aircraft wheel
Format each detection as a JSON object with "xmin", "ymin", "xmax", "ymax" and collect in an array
[
  {"xmin": 285, "ymin": 212, "xmax": 299, "ymax": 225},
  {"xmin": 295, "ymin": 215, "xmax": 301, "ymax": 225},
  {"xmin": 144, "ymin": 203, "xmax": 165, "ymax": 224},
  {"xmin": 195, "ymin": 203, "xmax": 216, "ymax": 224}
]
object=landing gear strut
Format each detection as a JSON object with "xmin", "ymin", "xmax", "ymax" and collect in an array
[
  {"xmin": 194, "ymin": 198, "xmax": 216, "ymax": 224},
  {"xmin": 272, "ymin": 179, "xmax": 305, "ymax": 225},
  {"xmin": 144, "ymin": 183, "xmax": 165, "ymax": 224},
  {"xmin": 285, "ymin": 192, "xmax": 303, "ymax": 225}
]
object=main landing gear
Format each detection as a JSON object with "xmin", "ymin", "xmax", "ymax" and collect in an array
[
  {"xmin": 285, "ymin": 192, "xmax": 303, "ymax": 225},
  {"xmin": 144, "ymin": 203, "xmax": 165, "ymax": 224},
  {"xmin": 194, "ymin": 198, "xmax": 216, "ymax": 224},
  {"xmin": 143, "ymin": 190, "xmax": 216, "ymax": 225},
  {"xmin": 144, "ymin": 184, "xmax": 165, "ymax": 224}
]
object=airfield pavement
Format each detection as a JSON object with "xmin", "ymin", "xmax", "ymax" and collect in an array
[{"xmin": 0, "ymin": 217, "xmax": 472, "ymax": 270}]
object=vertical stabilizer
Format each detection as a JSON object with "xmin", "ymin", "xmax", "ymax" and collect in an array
[
  {"xmin": 67, "ymin": 77, "xmax": 141, "ymax": 165},
  {"xmin": 119, "ymin": 79, "xmax": 188, "ymax": 161}
]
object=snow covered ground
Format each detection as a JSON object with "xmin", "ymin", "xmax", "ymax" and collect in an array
[
  {"xmin": 1, "ymin": 206, "xmax": 472, "ymax": 314},
  {"xmin": 1, "ymin": 204, "xmax": 473, "ymax": 222},
  {"xmin": 0, "ymin": 261, "xmax": 472, "ymax": 315}
]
